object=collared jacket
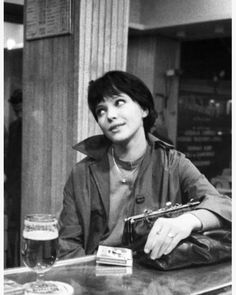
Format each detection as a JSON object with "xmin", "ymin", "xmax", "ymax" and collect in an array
[{"xmin": 58, "ymin": 134, "xmax": 231, "ymax": 259}]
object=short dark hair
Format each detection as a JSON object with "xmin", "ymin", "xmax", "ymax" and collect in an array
[{"xmin": 88, "ymin": 71, "xmax": 157, "ymax": 134}]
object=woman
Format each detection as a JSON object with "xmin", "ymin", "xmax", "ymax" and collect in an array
[{"xmin": 58, "ymin": 71, "xmax": 231, "ymax": 260}]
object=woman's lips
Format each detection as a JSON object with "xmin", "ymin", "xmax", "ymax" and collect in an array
[{"xmin": 109, "ymin": 123, "xmax": 125, "ymax": 132}]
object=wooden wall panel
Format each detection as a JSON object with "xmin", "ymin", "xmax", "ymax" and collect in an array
[
  {"xmin": 127, "ymin": 35, "xmax": 180, "ymax": 144},
  {"xmin": 127, "ymin": 35, "xmax": 156, "ymax": 92},
  {"xmin": 154, "ymin": 37, "xmax": 180, "ymax": 144},
  {"xmin": 22, "ymin": 35, "xmax": 74, "ymax": 216},
  {"xmin": 21, "ymin": 0, "xmax": 130, "ymax": 222},
  {"xmin": 75, "ymin": 0, "xmax": 130, "ymax": 161}
]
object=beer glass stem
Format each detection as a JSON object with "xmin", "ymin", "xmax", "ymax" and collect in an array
[{"xmin": 36, "ymin": 272, "xmax": 45, "ymax": 286}]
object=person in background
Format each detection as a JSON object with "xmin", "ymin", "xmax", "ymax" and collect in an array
[
  {"xmin": 58, "ymin": 71, "xmax": 231, "ymax": 260},
  {"xmin": 5, "ymin": 89, "xmax": 23, "ymax": 267}
]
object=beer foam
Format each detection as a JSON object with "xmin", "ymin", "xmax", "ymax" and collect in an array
[{"xmin": 23, "ymin": 230, "xmax": 58, "ymax": 240}]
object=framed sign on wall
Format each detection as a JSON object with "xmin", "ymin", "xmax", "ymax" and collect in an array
[{"xmin": 26, "ymin": 0, "xmax": 72, "ymax": 40}]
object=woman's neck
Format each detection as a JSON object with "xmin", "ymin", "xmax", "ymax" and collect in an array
[{"xmin": 113, "ymin": 131, "xmax": 148, "ymax": 162}]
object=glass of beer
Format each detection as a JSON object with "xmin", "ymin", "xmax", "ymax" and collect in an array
[{"xmin": 22, "ymin": 214, "xmax": 59, "ymax": 292}]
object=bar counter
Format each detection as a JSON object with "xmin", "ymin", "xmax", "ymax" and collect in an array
[{"xmin": 4, "ymin": 256, "xmax": 231, "ymax": 294}]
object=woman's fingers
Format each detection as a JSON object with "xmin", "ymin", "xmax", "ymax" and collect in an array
[
  {"xmin": 144, "ymin": 220, "xmax": 163, "ymax": 254},
  {"xmin": 144, "ymin": 219, "xmax": 171, "ymax": 258},
  {"xmin": 163, "ymin": 234, "xmax": 181, "ymax": 256},
  {"xmin": 144, "ymin": 215, "xmax": 194, "ymax": 260},
  {"xmin": 147, "ymin": 229, "xmax": 179, "ymax": 260}
]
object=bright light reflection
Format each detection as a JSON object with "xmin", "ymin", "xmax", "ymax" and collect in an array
[{"xmin": 6, "ymin": 38, "xmax": 16, "ymax": 50}]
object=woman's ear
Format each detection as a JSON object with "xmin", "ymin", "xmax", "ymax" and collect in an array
[{"xmin": 142, "ymin": 109, "xmax": 149, "ymax": 118}]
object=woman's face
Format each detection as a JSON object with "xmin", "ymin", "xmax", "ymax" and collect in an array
[{"xmin": 95, "ymin": 93, "xmax": 148, "ymax": 145}]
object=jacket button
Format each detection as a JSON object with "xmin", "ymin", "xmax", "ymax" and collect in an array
[{"xmin": 135, "ymin": 195, "xmax": 145, "ymax": 204}]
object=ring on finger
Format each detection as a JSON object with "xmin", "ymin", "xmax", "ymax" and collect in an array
[{"xmin": 167, "ymin": 232, "xmax": 176, "ymax": 239}]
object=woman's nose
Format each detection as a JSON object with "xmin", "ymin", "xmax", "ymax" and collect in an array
[{"xmin": 107, "ymin": 106, "xmax": 117, "ymax": 120}]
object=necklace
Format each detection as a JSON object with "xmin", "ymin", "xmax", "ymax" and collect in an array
[
  {"xmin": 111, "ymin": 147, "xmax": 143, "ymax": 184},
  {"xmin": 111, "ymin": 147, "xmax": 127, "ymax": 183}
]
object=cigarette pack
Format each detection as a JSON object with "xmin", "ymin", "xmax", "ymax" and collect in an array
[
  {"xmin": 96, "ymin": 265, "xmax": 133, "ymax": 276},
  {"xmin": 96, "ymin": 245, "xmax": 133, "ymax": 267}
]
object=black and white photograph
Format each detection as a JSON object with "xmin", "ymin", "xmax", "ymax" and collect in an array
[{"xmin": 2, "ymin": 0, "xmax": 232, "ymax": 294}]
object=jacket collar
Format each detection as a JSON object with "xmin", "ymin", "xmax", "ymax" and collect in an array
[
  {"xmin": 73, "ymin": 133, "xmax": 174, "ymax": 160},
  {"xmin": 73, "ymin": 135, "xmax": 111, "ymax": 160}
]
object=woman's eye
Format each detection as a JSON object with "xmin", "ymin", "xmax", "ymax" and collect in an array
[
  {"xmin": 115, "ymin": 99, "xmax": 125, "ymax": 106},
  {"xmin": 96, "ymin": 108, "xmax": 106, "ymax": 117}
]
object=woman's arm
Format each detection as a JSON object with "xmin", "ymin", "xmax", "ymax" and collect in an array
[
  {"xmin": 144, "ymin": 153, "xmax": 231, "ymax": 260},
  {"xmin": 178, "ymin": 154, "xmax": 231, "ymax": 224},
  {"xmin": 58, "ymin": 172, "xmax": 86, "ymax": 259}
]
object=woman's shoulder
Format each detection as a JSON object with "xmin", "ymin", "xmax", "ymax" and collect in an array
[
  {"xmin": 150, "ymin": 137, "xmax": 187, "ymax": 167},
  {"xmin": 72, "ymin": 156, "xmax": 94, "ymax": 172}
]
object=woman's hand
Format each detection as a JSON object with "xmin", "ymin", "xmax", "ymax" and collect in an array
[{"xmin": 144, "ymin": 213, "xmax": 202, "ymax": 260}]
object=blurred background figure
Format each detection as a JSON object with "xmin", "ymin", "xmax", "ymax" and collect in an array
[{"xmin": 5, "ymin": 89, "xmax": 23, "ymax": 267}]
